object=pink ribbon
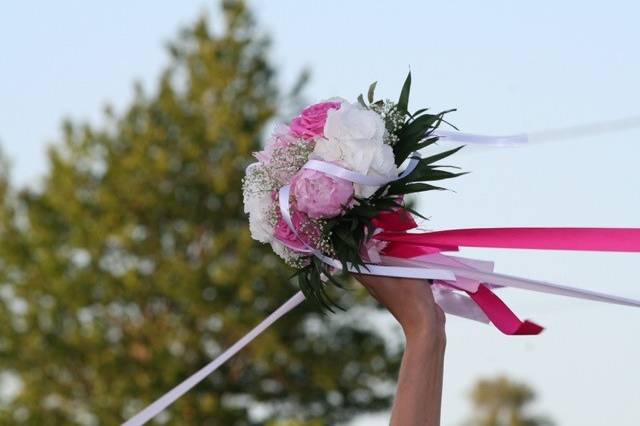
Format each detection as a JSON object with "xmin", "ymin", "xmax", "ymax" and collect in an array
[
  {"xmin": 377, "ymin": 227, "xmax": 640, "ymax": 252},
  {"xmin": 373, "ymin": 212, "xmax": 640, "ymax": 335},
  {"xmin": 467, "ymin": 285, "xmax": 544, "ymax": 335}
]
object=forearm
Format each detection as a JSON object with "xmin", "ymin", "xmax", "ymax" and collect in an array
[
  {"xmin": 390, "ymin": 330, "xmax": 446, "ymax": 426},
  {"xmin": 352, "ymin": 275, "xmax": 446, "ymax": 425}
]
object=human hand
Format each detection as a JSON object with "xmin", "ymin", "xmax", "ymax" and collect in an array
[{"xmin": 353, "ymin": 274, "xmax": 445, "ymax": 346}]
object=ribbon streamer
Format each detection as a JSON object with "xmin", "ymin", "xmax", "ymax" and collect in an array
[
  {"xmin": 122, "ymin": 292, "xmax": 306, "ymax": 426},
  {"xmin": 433, "ymin": 115, "xmax": 640, "ymax": 146},
  {"xmin": 378, "ymin": 227, "xmax": 640, "ymax": 253},
  {"xmin": 468, "ymin": 285, "xmax": 544, "ymax": 335},
  {"xmin": 433, "ymin": 129, "xmax": 528, "ymax": 146}
]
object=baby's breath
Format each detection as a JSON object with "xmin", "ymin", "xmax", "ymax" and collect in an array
[
  {"xmin": 242, "ymin": 164, "xmax": 277, "ymax": 194},
  {"xmin": 313, "ymin": 220, "xmax": 336, "ymax": 257},
  {"xmin": 266, "ymin": 140, "xmax": 315, "ymax": 185},
  {"xmin": 371, "ymin": 99, "xmax": 404, "ymax": 146},
  {"xmin": 286, "ymin": 255, "xmax": 311, "ymax": 269}
]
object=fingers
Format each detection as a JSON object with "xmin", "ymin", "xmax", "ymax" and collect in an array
[
  {"xmin": 353, "ymin": 274, "xmax": 447, "ymax": 337},
  {"xmin": 354, "ymin": 275, "xmax": 438, "ymax": 310}
]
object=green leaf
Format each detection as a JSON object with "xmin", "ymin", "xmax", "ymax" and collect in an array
[
  {"xmin": 367, "ymin": 81, "xmax": 377, "ymax": 103},
  {"xmin": 357, "ymin": 94, "xmax": 367, "ymax": 108},
  {"xmin": 399, "ymin": 114, "xmax": 439, "ymax": 141},
  {"xmin": 310, "ymin": 270, "xmax": 334, "ymax": 313},
  {"xmin": 393, "ymin": 115, "xmax": 441, "ymax": 164},
  {"xmin": 397, "ymin": 71, "xmax": 411, "ymax": 113},
  {"xmin": 421, "ymin": 146, "xmax": 465, "ymax": 166},
  {"xmin": 413, "ymin": 136, "xmax": 440, "ymax": 151},
  {"xmin": 297, "ymin": 268, "xmax": 315, "ymax": 301},
  {"xmin": 394, "ymin": 136, "xmax": 438, "ymax": 166},
  {"xmin": 335, "ymin": 228, "xmax": 357, "ymax": 249},
  {"xmin": 387, "ymin": 182, "xmax": 446, "ymax": 195},
  {"xmin": 324, "ymin": 267, "xmax": 346, "ymax": 290},
  {"xmin": 409, "ymin": 107, "xmax": 429, "ymax": 118},
  {"xmin": 414, "ymin": 169, "xmax": 468, "ymax": 182}
]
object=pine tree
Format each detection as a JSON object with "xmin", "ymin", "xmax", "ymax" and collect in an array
[{"xmin": 0, "ymin": 2, "xmax": 400, "ymax": 424}]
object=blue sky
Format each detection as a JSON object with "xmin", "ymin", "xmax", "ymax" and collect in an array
[{"xmin": 2, "ymin": 1, "xmax": 640, "ymax": 425}]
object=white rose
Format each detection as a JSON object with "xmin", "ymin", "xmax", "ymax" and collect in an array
[{"xmin": 313, "ymin": 102, "xmax": 397, "ymax": 198}]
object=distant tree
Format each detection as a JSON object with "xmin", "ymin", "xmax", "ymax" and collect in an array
[
  {"xmin": 463, "ymin": 376, "xmax": 555, "ymax": 426},
  {"xmin": 0, "ymin": 1, "xmax": 400, "ymax": 424}
]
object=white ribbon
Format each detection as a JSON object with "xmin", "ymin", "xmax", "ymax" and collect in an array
[
  {"xmin": 433, "ymin": 115, "xmax": 640, "ymax": 146},
  {"xmin": 302, "ymin": 153, "xmax": 420, "ymax": 186},
  {"xmin": 122, "ymin": 292, "xmax": 306, "ymax": 426},
  {"xmin": 432, "ymin": 129, "xmax": 529, "ymax": 146}
]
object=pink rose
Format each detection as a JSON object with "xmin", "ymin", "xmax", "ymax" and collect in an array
[
  {"xmin": 291, "ymin": 168, "xmax": 354, "ymax": 219},
  {"xmin": 290, "ymin": 101, "xmax": 341, "ymax": 140},
  {"xmin": 274, "ymin": 209, "xmax": 320, "ymax": 251}
]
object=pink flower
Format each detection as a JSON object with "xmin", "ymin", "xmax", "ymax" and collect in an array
[
  {"xmin": 361, "ymin": 237, "xmax": 388, "ymax": 264},
  {"xmin": 274, "ymin": 209, "xmax": 320, "ymax": 251},
  {"xmin": 291, "ymin": 168, "xmax": 354, "ymax": 219},
  {"xmin": 254, "ymin": 124, "xmax": 298, "ymax": 165},
  {"xmin": 290, "ymin": 101, "xmax": 341, "ymax": 140}
]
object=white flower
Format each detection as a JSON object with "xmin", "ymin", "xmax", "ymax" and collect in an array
[
  {"xmin": 324, "ymin": 101, "xmax": 386, "ymax": 147},
  {"xmin": 246, "ymin": 193, "xmax": 274, "ymax": 243},
  {"xmin": 270, "ymin": 239, "xmax": 294, "ymax": 262},
  {"xmin": 313, "ymin": 101, "xmax": 397, "ymax": 198},
  {"xmin": 243, "ymin": 163, "xmax": 276, "ymax": 243}
]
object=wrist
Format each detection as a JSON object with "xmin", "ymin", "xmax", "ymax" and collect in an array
[{"xmin": 403, "ymin": 324, "xmax": 446, "ymax": 352}]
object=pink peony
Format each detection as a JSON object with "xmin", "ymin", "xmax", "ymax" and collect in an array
[
  {"xmin": 274, "ymin": 209, "xmax": 320, "ymax": 251},
  {"xmin": 290, "ymin": 101, "xmax": 341, "ymax": 140},
  {"xmin": 291, "ymin": 168, "xmax": 354, "ymax": 219}
]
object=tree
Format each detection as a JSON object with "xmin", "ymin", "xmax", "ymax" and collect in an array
[
  {"xmin": 463, "ymin": 376, "xmax": 555, "ymax": 426},
  {"xmin": 0, "ymin": 2, "xmax": 401, "ymax": 424}
]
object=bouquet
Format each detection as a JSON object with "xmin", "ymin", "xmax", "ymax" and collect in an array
[
  {"xmin": 243, "ymin": 73, "xmax": 463, "ymax": 309},
  {"xmin": 125, "ymin": 74, "xmax": 640, "ymax": 426}
]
